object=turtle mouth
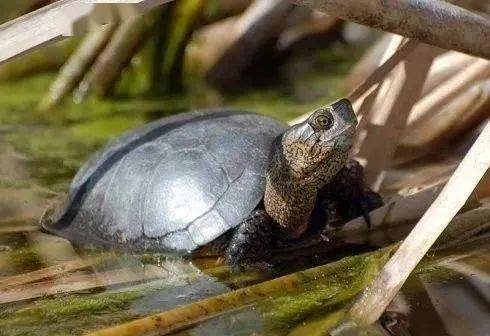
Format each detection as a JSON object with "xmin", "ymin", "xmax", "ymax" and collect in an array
[
  {"xmin": 317, "ymin": 125, "xmax": 355, "ymax": 152},
  {"xmin": 334, "ymin": 131, "xmax": 355, "ymax": 150}
]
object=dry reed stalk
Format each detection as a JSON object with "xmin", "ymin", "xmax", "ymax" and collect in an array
[
  {"xmin": 0, "ymin": 38, "xmax": 76, "ymax": 81},
  {"xmin": 0, "ymin": 225, "xmax": 39, "ymax": 234},
  {"xmin": 205, "ymin": 0, "xmax": 294, "ymax": 87},
  {"xmin": 400, "ymin": 79, "xmax": 490, "ymax": 149},
  {"xmin": 356, "ymin": 44, "xmax": 442, "ymax": 188},
  {"xmin": 0, "ymin": 216, "xmax": 37, "ymax": 225},
  {"xmin": 0, "ymin": 0, "xmax": 174, "ymax": 65},
  {"xmin": 39, "ymin": 24, "xmax": 115, "ymax": 110},
  {"xmin": 84, "ymin": 247, "xmax": 394, "ymax": 336},
  {"xmin": 76, "ymin": 14, "xmax": 153, "ymax": 98},
  {"xmin": 435, "ymin": 205, "xmax": 490, "ymax": 250},
  {"xmin": 342, "ymin": 34, "xmax": 392, "ymax": 92},
  {"xmin": 349, "ymin": 85, "xmax": 380, "ymax": 156},
  {"xmin": 0, "ymin": 254, "xmax": 113, "ymax": 290},
  {"xmin": 383, "ymin": 158, "xmax": 460, "ymax": 195},
  {"xmin": 346, "ymin": 48, "xmax": 477, "ymax": 99},
  {"xmin": 288, "ymin": 37, "xmax": 418, "ymax": 126},
  {"xmin": 405, "ymin": 59, "xmax": 490, "ymax": 133},
  {"xmin": 185, "ymin": 16, "xmax": 238, "ymax": 77},
  {"xmin": 277, "ymin": 12, "xmax": 341, "ymax": 53},
  {"xmin": 421, "ymin": 52, "xmax": 479, "ymax": 97},
  {"xmin": 0, "ymin": 265, "xmax": 166, "ymax": 304},
  {"xmin": 350, "ymin": 35, "xmax": 409, "ymax": 153},
  {"xmin": 443, "ymin": 259, "xmax": 490, "ymax": 284},
  {"xmin": 268, "ymin": 10, "xmax": 485, "ymax": 133},
  {"xmin": 346, "ymin": 121, "xmax": 490, "ymax": 327},
  {"xmin": 292, "ymin": 0, "xmax": 490, "ymax": 59},
  {"xmin": 346, "ymin": 39, "xmax": 420, "ymax": 102}
]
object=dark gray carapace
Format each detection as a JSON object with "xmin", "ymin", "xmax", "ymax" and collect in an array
[{"xmin": 43, "ymin": 109, "xmax": 287, "ymax": 253}]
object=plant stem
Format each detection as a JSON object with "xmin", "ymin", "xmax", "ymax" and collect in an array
[
  {"xmin": 292, "ymin": 0, "xmax": 490, "ymax": 59},
  {"xmin": 347, "ymin": 121, "xmax": 490, "ymax": 326}
]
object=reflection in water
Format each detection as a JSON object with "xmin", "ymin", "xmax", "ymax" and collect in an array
[
  {"xmin": 382, "ymin": 252, "xmax": 490, "ymax": 336},
  {"xmin": 0, "ymin": 140, "xmax": 46, "ymax": 222}
]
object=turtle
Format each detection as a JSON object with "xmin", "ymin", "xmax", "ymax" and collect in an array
[{"xmin": 42, "ymin": 99, "xmax": 382, "ymax": 267}]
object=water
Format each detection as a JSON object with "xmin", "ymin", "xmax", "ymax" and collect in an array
[{"xmin": 0, "ymin": 52, "xmax": 488, "ymax": 336}]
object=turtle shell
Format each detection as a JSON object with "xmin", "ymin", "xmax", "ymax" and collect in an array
[{"xmin": 43, "ymin": 109, "xmax": 287, "ymax": 253}]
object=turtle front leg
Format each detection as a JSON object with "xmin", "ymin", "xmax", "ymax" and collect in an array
[
  {"xmin": 226, "ymin": 209, "xmax": 274, "ymax": 270},
  {"xmin": 319, "ymin": 159, "xmax": 383, "ymax": 227}
]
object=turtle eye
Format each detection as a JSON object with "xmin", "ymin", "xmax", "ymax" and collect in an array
[{"xmin": 314, "ymin": 113, "xmax": 333, "ymax": 130}]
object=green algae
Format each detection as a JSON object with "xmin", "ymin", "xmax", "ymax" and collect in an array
[
  {"xmin": 261, "ymin": 247, "xmax": 392, "ymax": 334},
  {"xmin": 0, "ymin": 291, "xmax": 142, "ymax": 336},
  {"xmin": 0, "ymin": 246, "xmax": 43, "ymax": 276},
  {"xmin": 6, "ymin": 291, "xmax": 140, "ymax": 320},
  {"xmin": 0, "ymin": 75, "xmax": 54, "ymax": 125},
  {"xmin": 0, "ymin": 177, "xmax": 32, "ymax": 190},
  {"xmin": 0, "ymin": 240, "xmax": 487, "ymax": 336},
  {"xmin": 0, "ymin": 265, "xmax": 204, "ymax": 336},
  {"xmin": 258, "ymin": 241, "xmax": 490, "ymax": 335}
]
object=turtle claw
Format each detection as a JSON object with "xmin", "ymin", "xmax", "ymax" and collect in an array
[
  {"xmin": 360, "ymin": 189, "xmax": 383, "ymax": 229},
  {"xmin": 337, "ymin": 189, "xmax": 382, "ymax": 229},
  {"xmin": 324, "ymin": 196, "xmax": 380, "ymax": 231},
  {"xmin": 360, "ymin": 197, "xmax": 372, "ymax": 229},
  {"xmin": 318, "ymin": 159, "xmax": 383, "ymax": 230},
  {"xmin": 363, "ymin": 213, "xmax": 371, "ymax": 229}
]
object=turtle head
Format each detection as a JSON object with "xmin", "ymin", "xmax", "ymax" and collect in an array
[
  {"xmin": 264, "ymin": 98, "xmax": 357, "ymax": 237},
  {"xmin": 276, "ymin": 98, "xmax": 357, "ymax": 184}
]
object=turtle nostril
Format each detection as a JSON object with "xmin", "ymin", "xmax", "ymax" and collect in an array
[{"xmin": 332, "ymin": 98, "xmax": 353, "ymax": 111}]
